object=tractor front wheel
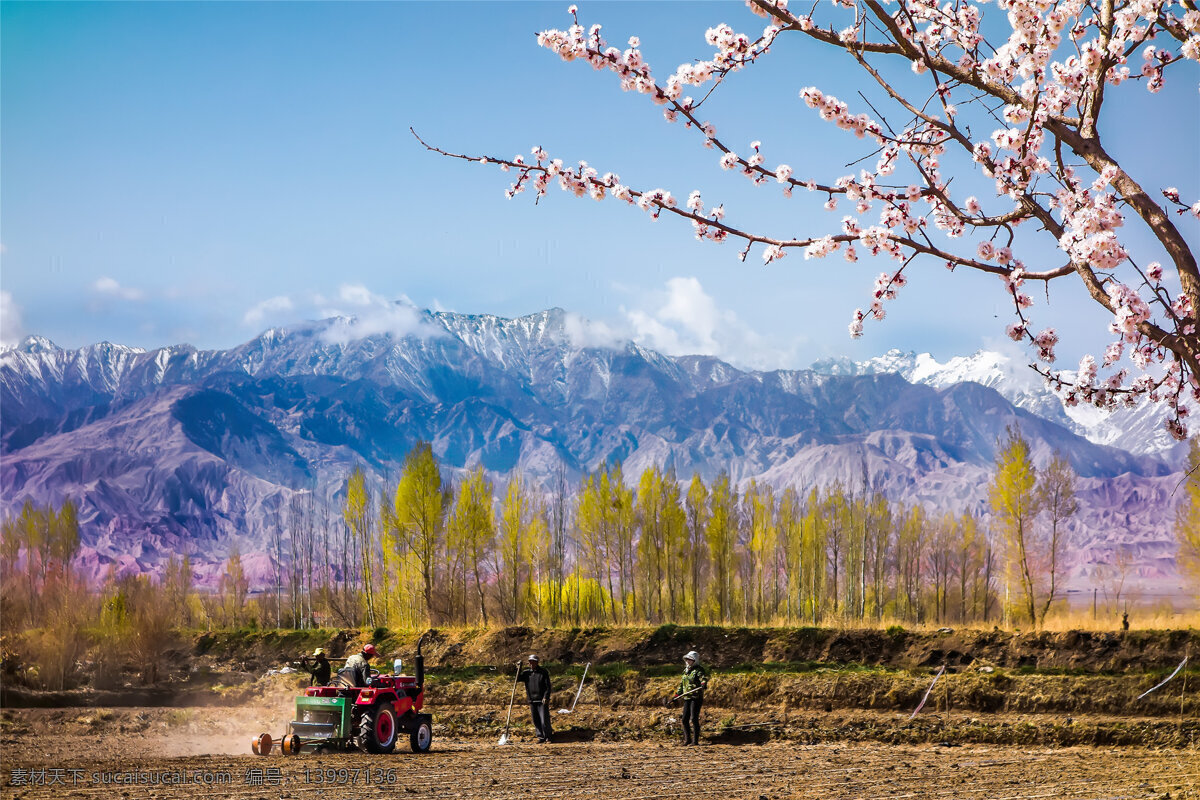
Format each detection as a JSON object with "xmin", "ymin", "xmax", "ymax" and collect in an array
[
  {"xmin": 410, "ymin": 720, "xmax": 432, "ymax": 753},
  {"xmin": 359, "ymin": 705, "xmax": 398, "ymax": 754}
]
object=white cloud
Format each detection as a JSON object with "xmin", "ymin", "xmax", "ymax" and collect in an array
[
  {"xmin": 92, "ymin": 276, "xmax": 145, "ymax": 301},
  {"xmin": 338, "ymin": 284, "xmax": 376, "ymax": 307},
  {"xmin": 624, "ymin": 277, "xmax": 798, "ymax": 370},
  {"xmin": 319, "ymin": 284, "xmax": 439, "ymax": 344},
  {"xmin": 1, "ymin": 291, "xmax": 24, "ymax": 347},
  {"xmin": 562, "ymin": 311, "xmax": 626, "ymax": 349},
  {"xmin": 242, "ymin": 295, "xmax": 295, "ymax": 326}
]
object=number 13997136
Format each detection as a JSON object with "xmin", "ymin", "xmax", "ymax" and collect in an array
[{"xmin": 301, "ymin": 766, "xmax": 397, "ymax": 785}]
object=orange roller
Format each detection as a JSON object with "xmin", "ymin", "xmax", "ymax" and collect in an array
[{"xmin": 253, "ymin": 732, "xmax": 273, "ymax": 756}]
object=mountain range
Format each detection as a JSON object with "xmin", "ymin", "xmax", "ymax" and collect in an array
[{"xmin": 0, "ymin": 307, "xmax": 1187, "ymax": 596}]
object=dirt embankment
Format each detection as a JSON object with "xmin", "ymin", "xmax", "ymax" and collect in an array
[{"xmin": 185, "ymin": 625, "xmax": 1199, "ymax": 673}]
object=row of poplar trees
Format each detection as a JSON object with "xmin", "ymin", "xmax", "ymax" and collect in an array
[{"xmin": 274, "ymin": 442, "xmax": 1010, "ymax": 629}]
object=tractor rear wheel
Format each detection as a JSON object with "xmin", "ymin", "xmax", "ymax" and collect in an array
[
  {"xmin": 359, "ymin": 705, "xmax": 398, "ymax": 754},
  {"xmin": 410, "ymin": 720, "xmax": 432, "ymax": 753}
]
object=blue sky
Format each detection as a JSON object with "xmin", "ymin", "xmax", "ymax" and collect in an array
[{"xmin": 2, "ymin": 1, "xmax": 1197, "ymax": 371}]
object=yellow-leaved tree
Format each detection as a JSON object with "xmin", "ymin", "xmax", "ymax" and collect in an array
[
  {"xmin": 447, "ymin": 466, "xmax": 495, "ymax": 625},
  {"xmin": 1176, "ymin": 439, "xmax": 1200, "ymax": 595},
  {"xmin": 988, "ymin": 427, "xmax": 1042, "ymax": 627},
  {"xmin": 389, "ymin": 443, "xmax": 450, "ymax": 624}
]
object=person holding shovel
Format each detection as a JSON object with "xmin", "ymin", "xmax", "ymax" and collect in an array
[
  {"xmin": 678, "ymin": 650, "xmax": 708, "ymax": 746},
  {"xmin": 299, "ymin": 648, "xmax": 332, "ymax": 686},
  {"xmin": 517, "ymin": 654, "xmax": 553, "ymax": 743}
]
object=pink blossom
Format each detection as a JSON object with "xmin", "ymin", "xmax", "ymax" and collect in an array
[
  {"xmin": 1103, "ymin": 341, "xmax": 1124, "ymax": 367},
  {"xmin": 849, "ymin": 309, "xmax": 865, "ymax": 338},
  {"xmin": 1034, "ymin": 328, "xmax": 1059, "ymax": 362}
]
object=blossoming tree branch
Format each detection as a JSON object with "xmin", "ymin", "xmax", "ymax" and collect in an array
[{"xmin": 417, "ymin": 0, "xmax": 1200, "ymax": 439}]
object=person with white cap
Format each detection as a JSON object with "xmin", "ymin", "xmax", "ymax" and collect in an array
[
  {"xmin": 300, "ymin": 647, "xmax": 331, "ymax": 686},
  {"xmin": 678, "ymin": 650, "xmax": 709, "ymax": 745},
  {"xmin": 517, "ymin": 654, "xmax": 554, "ymax": 743}
]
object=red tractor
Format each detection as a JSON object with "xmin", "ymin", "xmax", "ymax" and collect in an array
[{"xmin": 252, "ymin": 634, "xmax": 433, "ymax": 756}]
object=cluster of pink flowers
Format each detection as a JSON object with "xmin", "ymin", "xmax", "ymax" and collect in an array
[
  {"xmin": 799, "ymin": 87, "xmax": 885, "ymax": 142},
  {"xmin": 458, "ymin": 0, "xmax": 1200, "ymax": 439},
  {"xmin": 1106, "ymin": 282, "xmax": 1152, "ymax": 342},
  {"xmin": 1033, "ymin": 328, "xmax": 1059, "ymax": 362}
]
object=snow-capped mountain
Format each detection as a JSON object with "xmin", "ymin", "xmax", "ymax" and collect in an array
[
  {"xmin": 0, "ymin": 307, "xmax": 1186, "ymax": 593},
  {"xmin": 813, "ymin": 348, "xmax": 1185, "ymax": 462}
]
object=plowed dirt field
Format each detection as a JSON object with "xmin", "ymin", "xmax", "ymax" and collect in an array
[{"xmin": 3, "ymin": 706, "xmax": 1197, "ymax": 800}]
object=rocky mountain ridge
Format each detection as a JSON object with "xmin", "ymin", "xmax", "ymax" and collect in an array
[{"xmin": 0, "ymin": 307, "xmax": 1184, "ymax": 595}]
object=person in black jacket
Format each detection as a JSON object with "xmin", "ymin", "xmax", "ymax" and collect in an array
[
  {"xmin": 300, "ymin": 648, "xmax": 332, "ymax": 686},
  {"xmin": 517, "ymin": 654, "xmax": 553, "ymax": 743},
  {"xmin": 678, "ymin": 650, "xmax": 709, "ymax": 745}
]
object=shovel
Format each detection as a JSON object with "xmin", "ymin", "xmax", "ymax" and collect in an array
[
  {"xmin": 670, "ymin": 686, "xmax": 703, "ymax": 702},
  {"xmin": 557, "ymin": 662, "xmax": 590, "ymax": 714},
  {"xmin": 498, "ymin": 663, "xmax": 520, "ymax": 745}
]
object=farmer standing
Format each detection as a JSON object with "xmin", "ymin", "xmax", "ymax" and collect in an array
[
  {"xmin": 679, "ymin": 650, "xmax": 709, "ymax": 746},
  {"xmin": 301, "ymin": 647, "xmax": 332, "ymax": 686},
  {"xmin": 517, "ymin": 654, "xmax": 554, "ymax": 743}
]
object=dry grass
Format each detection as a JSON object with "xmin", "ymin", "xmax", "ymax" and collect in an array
[{"xmin": 1037, "ymin": 608, "xmax": 1200, "ymax": 632}]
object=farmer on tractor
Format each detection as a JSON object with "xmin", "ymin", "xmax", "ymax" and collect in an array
[
  {"xmin": 517, "ymin": 654, "xmax": 553, "ymax": 743},
  {"xmin": 679, "ymin": 650, "xmax": 708, "ymax": 746},
  {"xmin": 336, "ymin": 643, "xmax": 377, "ymax": 688},
  {"xmin": 300, "ymin": 648, "xmax": 332, "ymax": 686}
]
